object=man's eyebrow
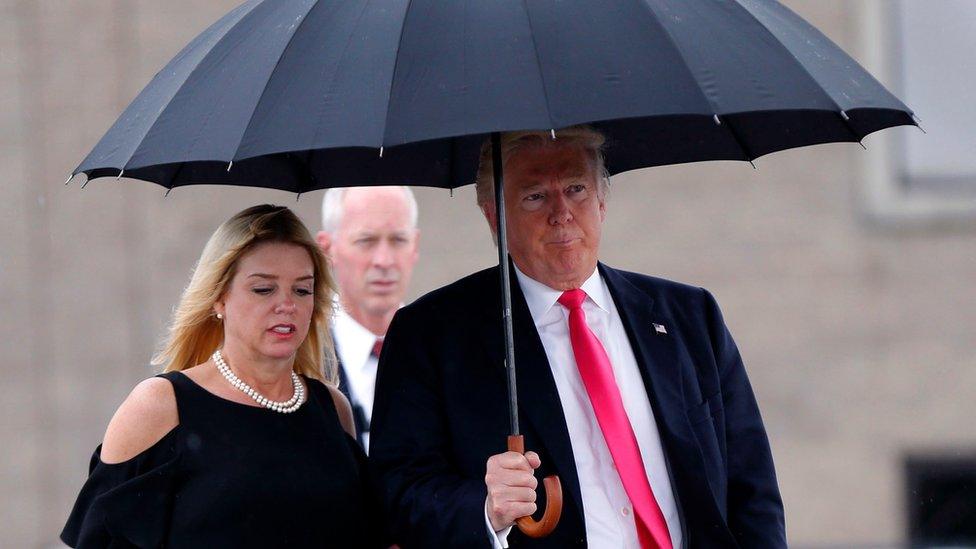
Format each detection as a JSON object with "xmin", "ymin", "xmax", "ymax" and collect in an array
[{"xmin": 518, "ymin": 183, "xmax": 546, "ymax": 193}]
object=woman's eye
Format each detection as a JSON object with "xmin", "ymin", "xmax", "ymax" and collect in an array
[
  {"xmin": 252, "ymin": 287, "xmax": 274, "ymax": 295},
  {"xmin": 295, "ymin": 288, "xmax": 313, "ymax": 296}
]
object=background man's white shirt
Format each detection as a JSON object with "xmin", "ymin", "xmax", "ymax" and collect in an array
[
  {"xmin": 333, "ymin": 305, "xmax": 380, "ymax": 452},
  {"xmin": 487, "ymin": 266, "xmax": 682, "ymax": 549}
]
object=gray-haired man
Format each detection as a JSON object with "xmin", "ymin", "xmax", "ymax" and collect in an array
[{"xmin": 317, "ymin": 186, "xmax": 420, "ymax": 451}]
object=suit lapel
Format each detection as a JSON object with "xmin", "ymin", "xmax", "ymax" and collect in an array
[
  {"xmin": 599, "ymin": 265, "xmax": 689, "ymax": 441},
  {"xmin": 477, "ymin": 267, "xmax": 586, "ymax": 529},
  {"xmin": 600, "ymin": 264, "xmax": 712, "ymax": 541}
]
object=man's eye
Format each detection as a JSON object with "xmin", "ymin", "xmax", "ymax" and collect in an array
[
  {"xmin": 525, "ymin": 193, "xmax": 544, "ymax": 202},
  {"xmin": 568, "ymin": 184, "xmax": 586, "ymax": 194}
]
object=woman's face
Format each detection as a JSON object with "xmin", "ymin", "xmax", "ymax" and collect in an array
[{"xmin": 215, "ymin": 241, "xmax": 316, "ymax": 362}]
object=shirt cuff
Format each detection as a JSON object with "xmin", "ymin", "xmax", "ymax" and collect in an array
[{"xmin": 484, "ymin": 499, "xmax": 513, "ymax": 549}]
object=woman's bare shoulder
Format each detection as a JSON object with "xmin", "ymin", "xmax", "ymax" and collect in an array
[
  {"xmin": 100, "ymin": 376, "xmax": 179, "ymax": 464},
  {"xmin": 323, "ymin": 383, "xmax": 356, "ymax": 438}
]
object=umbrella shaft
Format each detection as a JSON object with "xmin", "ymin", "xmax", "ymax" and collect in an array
[{"xmin": 492, "ymin": 132, "xmax": 520, "ymax": 437}]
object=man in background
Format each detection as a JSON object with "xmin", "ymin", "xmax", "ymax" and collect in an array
[{"xmin": 317, "ymin": 186, "xmax": 420, "ymax": 452}]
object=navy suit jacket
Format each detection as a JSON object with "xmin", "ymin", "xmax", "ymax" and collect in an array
[
  {"xmin": 370, "ymin": 264, "xmax": 785, "ymax": 548},
  {"xmin": 332, "ymin": 331, "xmax": 370, "ymax": 448}
]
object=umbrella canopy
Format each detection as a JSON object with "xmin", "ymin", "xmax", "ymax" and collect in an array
[{"xmin": 74, "ymin": 0, "xmax": 915, "ymax": 192}]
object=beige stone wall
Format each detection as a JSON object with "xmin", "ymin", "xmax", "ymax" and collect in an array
[{"xmin": 2, "ymin": 1, "xmax": 973, "ymax": 546}]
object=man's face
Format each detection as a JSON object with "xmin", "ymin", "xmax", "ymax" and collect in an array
[
  {"xmin": 490, "ymin": 143, "xmax": 606, "ymax": 290},
  {"xmin": 319, "ymin": 188, "xmax": 419, "ymax": 326}
]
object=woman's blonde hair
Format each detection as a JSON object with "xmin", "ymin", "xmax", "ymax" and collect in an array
[{"xmin": 152, "ymin": 204, "xmax": 336, "ymax": 383}]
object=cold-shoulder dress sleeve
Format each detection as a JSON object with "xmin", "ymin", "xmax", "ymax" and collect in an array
[{"xmin": 61, "ymin": 427, "xmax": 182, "ymax": 548}]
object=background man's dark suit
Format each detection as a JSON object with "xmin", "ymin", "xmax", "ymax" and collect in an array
[
  {"xmin": 370, "ymin": 263, "xmax": 786, "ymax": 548},
  {"xmin": 332, "ymin": 341, "xmax": 369, "ymax": 448}
]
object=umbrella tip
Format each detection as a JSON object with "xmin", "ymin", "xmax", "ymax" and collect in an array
[
  {"xmin": 116, "ymin": 169, "xmax": 124, "ymax": 180},
  {"xmin": 164, "ymin": 188, "xmax": 172, "ymax": 197},
  {"xmin": 449, "ymin": 187, "xmax": 454, "ymax": 198},
  {"xmin": 379, "ymin": 147, "xmax": 384, "ymax": 158},
  {"xmin": 296, "ymin": 193, "xmax": 302, "ymax": 202},
  {"xmin": 81, "ymin": 178, "xmax": 90, "ymax": 189},
  {"xmin": 713, "ymin": 114, "xmax": 722, "ymax": 126},
  {"xmin": 911, "ymin": 114, "xmax": 927, "ymax": 133},
  {"xmin": 550, "ymin": 129, "xmax": 556, "ymax": 140},
  {"xmin": 749, "ymin": 160, "xmax": 757, "ymax": 170},
  {"xmin": 227, "ymin": 161, "xmax": 234, "ymax": 172},
  {"xmin": 840, "ymin": 110, "xmax": 850, "ymax": 121},
  {"xmin": 859, "ymin": 141, "xmax": 867, "ymax": 150},
  {"xmin": 64, "ymin": 173, "xmax": 74, "ymax": 186}
]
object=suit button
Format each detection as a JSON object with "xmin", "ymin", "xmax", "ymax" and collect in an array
[{"xmin": 622, "ymin": 506, "xmax": 631, "ymax": 516}]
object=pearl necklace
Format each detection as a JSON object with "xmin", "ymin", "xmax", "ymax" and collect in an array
[{"xmin": 212, "ymin": 349, "xmax": 305, "ymax": 413}]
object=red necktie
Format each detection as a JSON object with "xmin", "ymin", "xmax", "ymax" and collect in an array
[
  {"xmin": 558, "ymin": 289, "xmax": 672, "ymax": 549},
  {"xmin": 371, "ymin": 338, "xmax": 383, "ymax": 359}
]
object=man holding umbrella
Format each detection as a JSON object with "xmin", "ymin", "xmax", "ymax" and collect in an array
[{"xmin": 370, "ymin": 127, "xmax": 786, "ymax": 548}]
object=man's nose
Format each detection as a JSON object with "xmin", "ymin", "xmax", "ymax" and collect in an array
[
  {"xmin": 372, "ymin": 241, "xmax": 395, "ymax": 267},
  {"xmin": 547, "ymin": 193, "xmax": 573, "ymax": 225}
]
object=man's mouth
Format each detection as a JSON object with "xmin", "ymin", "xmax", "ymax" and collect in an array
[{"xmin": 548, "ymin": 236, "xmax": 580, "ymax": 246}]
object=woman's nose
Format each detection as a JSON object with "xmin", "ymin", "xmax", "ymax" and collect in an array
[{"xmin": 275, "ymin": 299, "xmax": 297, "ymax": 314}]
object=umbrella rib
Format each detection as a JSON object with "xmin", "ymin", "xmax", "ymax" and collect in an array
[
  {"xmin": 165, "ymin": 160, "xmax": 189, "ymax": 191},
  {"xmin": 631, "ymin": 0, "xmax": 752, "ymax": 160},
  {"xmin": 519, "ymin": 0, "xmax": 555, "ymax": 130},
  {"xmin": 727, "ymin": 0, "xmax": 866, "ymax": 143},
  {"xmin": 310, "ymin": 0, "xmax": 378, "ymax": 152},
  {"xmin": 230, "ymin": 0, "xmax": 323, "ymax": 164},
  {"xmin": 380, "ymin": 0, "xmax": 416, "ymax": 148},
  {"xmin": 109, "ymin": 0, "xmax": 260, "ymax": 175}
]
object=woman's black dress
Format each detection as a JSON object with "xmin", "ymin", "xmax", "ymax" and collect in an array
[{"xmin": 61, "ymin": 371, "xmax": 386, "ymax": 548}]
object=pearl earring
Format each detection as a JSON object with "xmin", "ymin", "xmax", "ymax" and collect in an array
[{"xmin": 216, "ymin": 312, "xmax": 223, "ymax": 320}]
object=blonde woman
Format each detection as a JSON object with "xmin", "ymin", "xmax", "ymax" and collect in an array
[{"xmin": 62, "ymin": 205, "xmax": 387, "ymax": 548}]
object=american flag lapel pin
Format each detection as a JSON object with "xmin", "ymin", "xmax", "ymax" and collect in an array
[{"xmin": 653, "ymin": 323, "xmax": 667, "ymax": 335}]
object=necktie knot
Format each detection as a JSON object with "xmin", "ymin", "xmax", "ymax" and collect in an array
[
  {"xmin": 371, "ymin": 338, "xmax": 384, "ymax": 359},
  {"xmin": 558, "ymin": 289, "xmax": 587, "ymax": 310}
]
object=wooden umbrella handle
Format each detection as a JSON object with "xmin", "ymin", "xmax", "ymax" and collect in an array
[{"xmin": 507, "ymin": 435, "xmax": 563, "ymax": 538}]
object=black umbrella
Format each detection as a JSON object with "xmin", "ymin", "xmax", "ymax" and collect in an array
[{"xmin": 70, "ymin": 0, "xmax": 916, "ymax": 537}]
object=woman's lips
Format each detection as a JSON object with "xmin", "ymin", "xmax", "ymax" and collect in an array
[{"xmin": 268, "ymin": 324, "xmax": 296, "ymax": 339}]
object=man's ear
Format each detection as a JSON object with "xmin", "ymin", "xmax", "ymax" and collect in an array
[
  {"xmin": 315, "ymin": 230, "xmax": 332, "ymax": 256},
  {"xmin": 481, "ymin": 203, "xmax": 497, "ymax": 233},
  {"xmin": 598, "ymin": 180, "xmax": 608, "ymax": 222}
]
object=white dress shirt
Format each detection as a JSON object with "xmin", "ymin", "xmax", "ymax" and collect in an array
[
  {"xmin": 487, "ymin": 266, "xmax": 682, "ymax": 549},
  {"xmin": 333, "ymin": 306, "xmax": 381, "ymax": 452}
]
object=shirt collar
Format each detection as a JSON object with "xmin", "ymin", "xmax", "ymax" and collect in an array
[
  {"xmin": 333, "ymin": 303, "xmax": 381, "ymax": 369},
  {"xmin": 512, "ymin": 263, "xmax": 610, "ymax": 327}
]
